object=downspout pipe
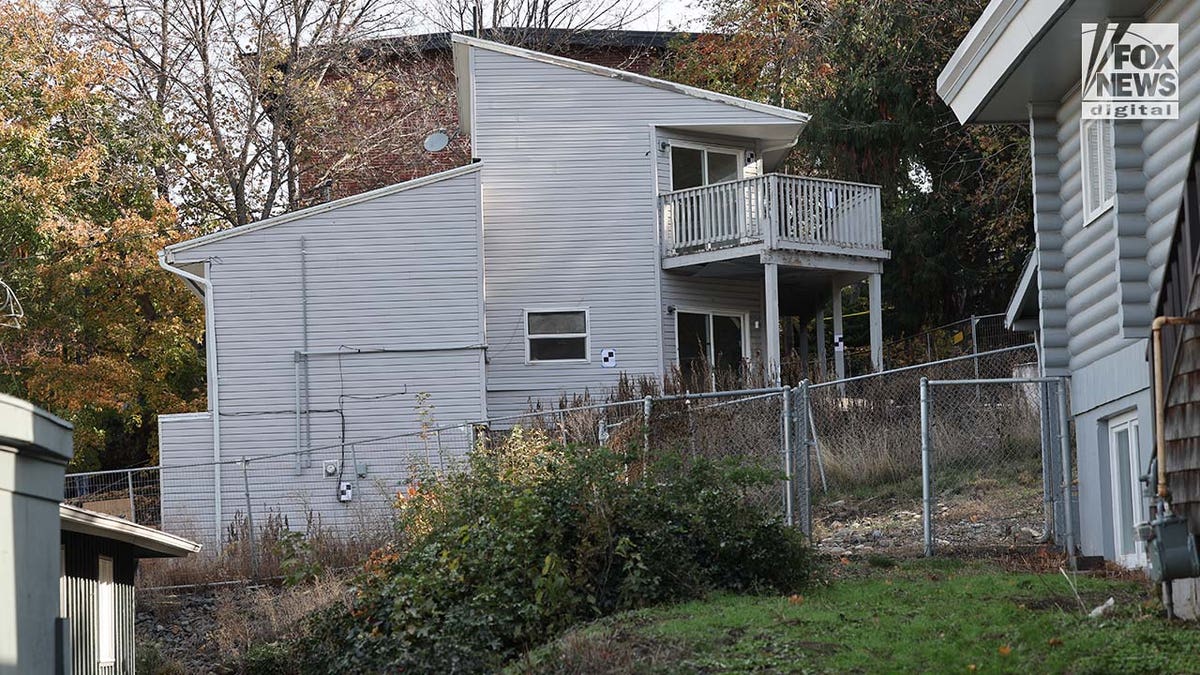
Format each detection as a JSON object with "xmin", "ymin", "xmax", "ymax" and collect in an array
[
  {"xmin": 1151, "ymin": 315, "xmax": 1200, "ymax": 503},
  {"xmin": 158, "ymin": 251, "xmax": 222, "ymax": 541}
]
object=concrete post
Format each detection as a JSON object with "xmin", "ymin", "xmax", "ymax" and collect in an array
[
  {"xmin": 832, "ymin": 281, "xmax": 845, "ymax": 381},
  {"xmin": 765, "ymin": 263, "xmax": 781, "ymax": 385},
  {"xmin": 869, "ymin": 273, "xmax": 883, "ymax": 372},
  {"xmin": 921, "ymin": 377, "xmax": 934, "ymax": 557},
  {"xmin": 816, "ymin": 310, "xmax": 828, "ymax": 381}
]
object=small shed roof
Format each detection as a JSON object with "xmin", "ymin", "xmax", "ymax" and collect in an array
[
  {"xmin": 60, "ymin": 504, "xmax": 202, "ymax": 558},
  {"xmin": 1005, "ymin": 251, "xmax": 1039, "ymax": 331}
]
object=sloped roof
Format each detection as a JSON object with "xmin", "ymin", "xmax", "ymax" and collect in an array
[
  {"xmin": 162, "ymin": 162, "xmax": 482, "ymax": 256},
  {"xmin": 60, "ymin": 504, "xmax": 202, "ymax": 558},
  {"xmin": 451, "ymin": 33, "xmax": 811, "ymax": 137}
]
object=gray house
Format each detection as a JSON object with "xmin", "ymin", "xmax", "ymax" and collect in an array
[
  {"xmin": 158, "ymin": 35, "xmax": 889, "ymax": 545},
  {"xmin": 939, "ymin": 0, "xmax": 1199, "ymax": 607}
]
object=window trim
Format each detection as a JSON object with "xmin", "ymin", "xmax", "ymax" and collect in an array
[
  {"xmin": 523, "ymin": 308, "xmax": 591, "ymax": 364},
  {"xmin": 1081, "ymin": 117, "xmax": 1116, "ymax": 224},
  {"xmin": 97, "ymin": 555, "xmax": 115, "ymax": 666},
  {"xmin": 668, "ymin": 140, "xmax": 747, "ymax": 190},
  {"xmin": 674, "ymin": 309, "xmax": 751, "ymax": 367}
]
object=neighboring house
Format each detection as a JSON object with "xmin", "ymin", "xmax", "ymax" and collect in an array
[
  {"xmin": 1, "ymin": 394, "xmax": 74, "ymax": 675},
  {"xmin": 304, "ymin": 28, "xmax": 691, "ymax": 201},
  {"xmin": 0, "ymin": 393, "xmax": 199, "ymax": 675},
  {"xmin": 60, "ymin": 505, "xmax": 200, "ymax": 675},
  {"xmin": 939, "ymin": 0, "xmax": 1200, "ymax": 612},
  {"xmin": 158, "ymin": 35, "xmax": 889, "ymax": 545}
]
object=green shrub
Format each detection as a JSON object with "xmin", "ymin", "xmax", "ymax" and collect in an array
[
  {"xmin": 134, "ymin": 640, "xmax": 186, "ymax": 675},
  {"xmin": 297, "ymin": 428, "xmax": 813, "ymax": 673},
  {"xmin": 242, "ymin": 642, "xmax": 296, "ymax": 675}
]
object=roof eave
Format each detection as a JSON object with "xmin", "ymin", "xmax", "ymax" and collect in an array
[
  {"xmin": 1005, "ymin": 251, "xmax": 1040, "ymax": 330},
  {"xmin": 60, "ymin": 504, "xmax": 202, "ymax": 558},
  {"xmin": 450, "ymin": 33, "xmax": 811, "ymax": 126},
  {"xmin": 937, "ymin": 0, "xmax": 1073, "ymax": 124},
  {"xmin": 162, "ymin": 162, "xmax": 484, "ymax": 255}
]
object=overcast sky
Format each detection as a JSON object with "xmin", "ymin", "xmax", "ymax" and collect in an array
[
  {"xmin": 406, "ymin": 0, "xmax": 707, "ymax": 33},
  {"xmin": 628, "ymin": 0, "xmax": 705, "ymax": 31}
]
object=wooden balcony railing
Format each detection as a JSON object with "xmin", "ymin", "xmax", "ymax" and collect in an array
[{"xmin": 660, "ymin": 174, "xmax": 884, "ymax": 258}]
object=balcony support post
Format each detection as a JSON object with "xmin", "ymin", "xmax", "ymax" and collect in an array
[
  {"xmin": 764, "ymin": 262, "xmax": 781, "ymax": 385},
  {"xmin": 869, "ymin": 272, "xmax": 883, "ymax": 372},
  {"xmin": 816, "ymin": 310, "xmax": 827, "ymax": 381},
  {"xmin": 832, "ymin": 281, "xmax": 845, "ymax": 381}
]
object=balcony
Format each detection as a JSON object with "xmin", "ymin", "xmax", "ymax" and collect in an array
[{"xmin": 660, "ymin": 174, "xmax": 888, "ymax": 270}]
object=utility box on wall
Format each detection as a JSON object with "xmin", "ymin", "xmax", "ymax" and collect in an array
[{"xmin": 1146, "ymin": 514, "xmax": 1200, "ymax": 583}]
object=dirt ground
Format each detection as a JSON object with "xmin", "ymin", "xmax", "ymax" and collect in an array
[{"xmin": 812, "ymin": 477, "xmax": 1052, "ymax": 560}]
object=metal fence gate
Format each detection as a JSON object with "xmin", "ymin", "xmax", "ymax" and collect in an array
[{"xmin": 919, "ymin": 376, "xmax": 1076, "ymax": 562}]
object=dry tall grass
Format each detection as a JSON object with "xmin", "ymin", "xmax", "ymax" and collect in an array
[
  {"xmin": 209, "ymin": 575, "xmax": 349, "ymax": 663},
  {"xmin": 138, "ymin": 509, "xmax": 389, "ymax": 588}
]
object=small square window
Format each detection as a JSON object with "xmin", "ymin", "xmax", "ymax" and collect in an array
[
  {"xmin": 526, "ymin": 310, "xmax": 588, "ymax": 362},
  {"xmin": 1081, "ymin": 118, "xmax": 1116, "ymax": 223}
]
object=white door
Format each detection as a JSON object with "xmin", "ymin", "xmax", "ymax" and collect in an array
[{"xmin": 1108, "ymin": 412, "xmax": 1146, "ymax": 568}]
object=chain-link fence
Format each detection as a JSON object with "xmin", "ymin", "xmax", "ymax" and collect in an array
[
  {"xmin": 64, "ymin": 386, "xmax": 810, "ymax": 575},
  {"xmin": 65, "ymin": 467, "xmax": 162, "ymax": 526},
  {"xmin": 920, "ymin": 377, "xmax": 1074, "ymax": 560},
  {"xmin": 65, "ymin": 348, "xmax": 1078, "ymax": 573},
  {"xmin": 805, "ymin": 313, "xmax": 1033, "ymax": 381},
  {"xmin": 802, "ymin": 343, "xmax": 1079, "ymax": 559},
  {"xmin": 808, "ymin": 344, "xmax": 1039, "ymax": 494}
]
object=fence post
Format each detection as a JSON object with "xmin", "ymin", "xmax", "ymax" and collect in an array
[
  {"xmin": 798, "ymin": 380, "xmax": 814, "ymax": 537},
  {"xmin": 241, "ymin": 457, "xmax": 258, "ymax": 579},
  {"xmin": 781, "ymin": 386, "xmax": 793, "ymax": 527},
  {"xmin": 597, "ymin": 419, "xmax": 609, "ymax": 448},
  {"xmin": 557, "ymin": 410, "xmax": 568, "ymax": 447},
  {"xmin": 970, "ymin": 316, "xmax": 981, "ymax": 401},
  {"xmin": 126, "ymin": 470, "xmax": 136, "ymax": 524},
  {"xmin": 1056, "ymin": 378, "xmax": 1077, "ymax": 570},
  {"xmin": 642, "ymin": 396, "xmax": 652, "ymax": 453},
  {"xmin": 1038, "ymin": 381, "xmax": 1057, "ymax": 541},
  {"xmin": 921, "ymin": 377, "xmax": 934, "ymax": 557}
]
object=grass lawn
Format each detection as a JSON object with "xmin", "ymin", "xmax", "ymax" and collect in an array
[{"xmin": 513, "ymin": 557, "xmax": 1200, "ymax": 674}]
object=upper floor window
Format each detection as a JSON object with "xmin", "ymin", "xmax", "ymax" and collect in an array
[
  {"xmin": 1081, "ymin": 118, "xmax": 1116, "ymax": 223},
  {"xmin": 671, "ymin": 143, "xmax": 742, "ymax": 191},
  {"xmin": 526, "ymin": 310, "xmax": 589, "ymax": 363}
]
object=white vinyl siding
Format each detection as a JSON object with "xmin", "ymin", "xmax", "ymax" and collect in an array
[
  {"xmin": 1081, "ymin": 117, "xmax": 1115, "ymax": 224},
  {"xmin": 162, "ymin": 168, "xmax": 487, "ymax": 544},
  {"xmin": 469, "ymin": 45, "xmax": 785, "ymax": 419}
]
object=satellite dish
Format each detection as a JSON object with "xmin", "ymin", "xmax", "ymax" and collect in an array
[{"xmin": 423, "ymin": 130, "xmax": 451, "ymax": 153}]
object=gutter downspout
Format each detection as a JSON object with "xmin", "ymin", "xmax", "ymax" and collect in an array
[
  {"xmin": 1151, "ymin": 315, "xmax": 1200, "ymax": 503},
  {"xmin": 158, "ymin": 251, "xmax": 222, "ymax": 541}
]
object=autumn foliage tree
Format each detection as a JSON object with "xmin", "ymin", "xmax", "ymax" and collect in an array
[
  {"xmin": 0, "ymin": 1, "xmax": 206, "ymax": 470},
  {"xmin": 664, "ymin": 0, "xmax": 1032, "ymax": 336}
]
